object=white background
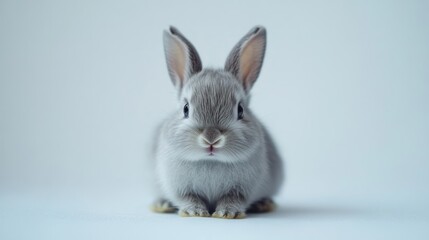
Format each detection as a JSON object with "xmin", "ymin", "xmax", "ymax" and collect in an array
[{"xmin": 1, "ymin": 0, "xmax": 429, "ymax": 239}]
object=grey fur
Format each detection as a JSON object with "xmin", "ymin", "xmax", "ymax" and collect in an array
[{"xmin": 154, "ymin": 26, "xmax": 283, "ymax": 218}]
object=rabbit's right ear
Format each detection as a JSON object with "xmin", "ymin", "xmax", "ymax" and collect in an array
[{"xmin": 163, "ymin": 26, "xmax": 202, "ymax": 90}]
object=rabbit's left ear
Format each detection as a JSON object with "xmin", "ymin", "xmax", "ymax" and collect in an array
[
  {"xmin": 163, "ymin": 26, "xmax": 202, "ymax": 90},
  {"xmin": 225, "ymin": 26, "xmax": 266, "ymax": 93}
]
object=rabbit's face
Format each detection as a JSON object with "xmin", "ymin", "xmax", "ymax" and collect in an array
[
  {"xmin": 162, "ymin": 26, "xmax": 267, "ymax": 162},
  {"xmin": 171, "ymin": 70, "xmax": 261, "ymax": 163}
]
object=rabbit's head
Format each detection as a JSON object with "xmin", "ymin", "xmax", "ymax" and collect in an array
[{"xmin": 162, "ymin": 26, "xmax": 266, "ymax": 163}]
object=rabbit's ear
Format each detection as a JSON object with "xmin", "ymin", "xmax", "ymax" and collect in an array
[
  {"xmin": 225, "ymin": 26, "xmax": 266, "ymax": 93},
  {"xmin": 163, "ymin": 26, "xmax": 202, "ymax": 90}
]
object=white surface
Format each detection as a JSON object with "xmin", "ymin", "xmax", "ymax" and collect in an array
[
  {"xmin": 1, "ymin": 0, "xmax": 429, "ymax": 239},
  {"xmin": 1, "ymin": 192, "xmax": 428, "ymax": 240}
]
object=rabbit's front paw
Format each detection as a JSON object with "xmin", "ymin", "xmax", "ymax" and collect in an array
[
  {"xmin": 178, "ymin": 205, "xmax": 210, "ymax": 217},
  {"xmin": 212, "ymin": 206, "xmax": 246, "ymax": 219}
]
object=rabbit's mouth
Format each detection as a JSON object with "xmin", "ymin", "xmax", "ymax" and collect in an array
[{"xmin": 208, "ymin": 145, "xmax": 216, "ymax": 156}]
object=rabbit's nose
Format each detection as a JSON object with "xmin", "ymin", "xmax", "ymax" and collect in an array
[
  {"xmin": 199, "ymin": 135, "xmax": 226, "ymax": 148},
  {"xmin": 198, "ymin": 128, "xmax": 225, "ymax": 148}
]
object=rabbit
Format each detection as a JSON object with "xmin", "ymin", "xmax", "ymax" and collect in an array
[{"xmin": 151, "ymin": 26, "xmax": 284, "ymax": 219}]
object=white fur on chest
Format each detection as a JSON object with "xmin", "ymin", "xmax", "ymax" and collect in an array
[{"xmin": 156, "ymin": 149, "xmax": 267, "ymax": 204}]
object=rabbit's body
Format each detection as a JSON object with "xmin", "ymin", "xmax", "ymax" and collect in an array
[
  {"xmin": 152, "ymin": 26, "xmax": 284, "ymax": 218},
  {"xmin": 154, "ymin": 70, "xmax": 283, "ymax": 210}
]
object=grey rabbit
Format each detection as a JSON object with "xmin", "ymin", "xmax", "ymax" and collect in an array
[{"xmin": 151, "ymin": 26, "xmax": 284, "ymax": 219}]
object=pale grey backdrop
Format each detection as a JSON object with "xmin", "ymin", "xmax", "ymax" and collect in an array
[{"xmin": 1, "ymin": 0, "xmax": 429, "ymax": 239}]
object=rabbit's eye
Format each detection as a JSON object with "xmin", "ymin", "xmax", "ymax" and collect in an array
[
  {"xmin": 238, "ymin": 103, "xmax": 244, "ymax": 120},
  {"xmin": 183, "ymin": 103, "xmax": 189, "ymax": 118}
]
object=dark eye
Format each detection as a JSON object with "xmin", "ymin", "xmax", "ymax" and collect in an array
[
  {"xmin": 183, "ymin": 103, "xmax": 189, "ymax": 118},
  {"xmin": 237, "ymin": 103, "xmax": 244, "ymax": 120}
]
